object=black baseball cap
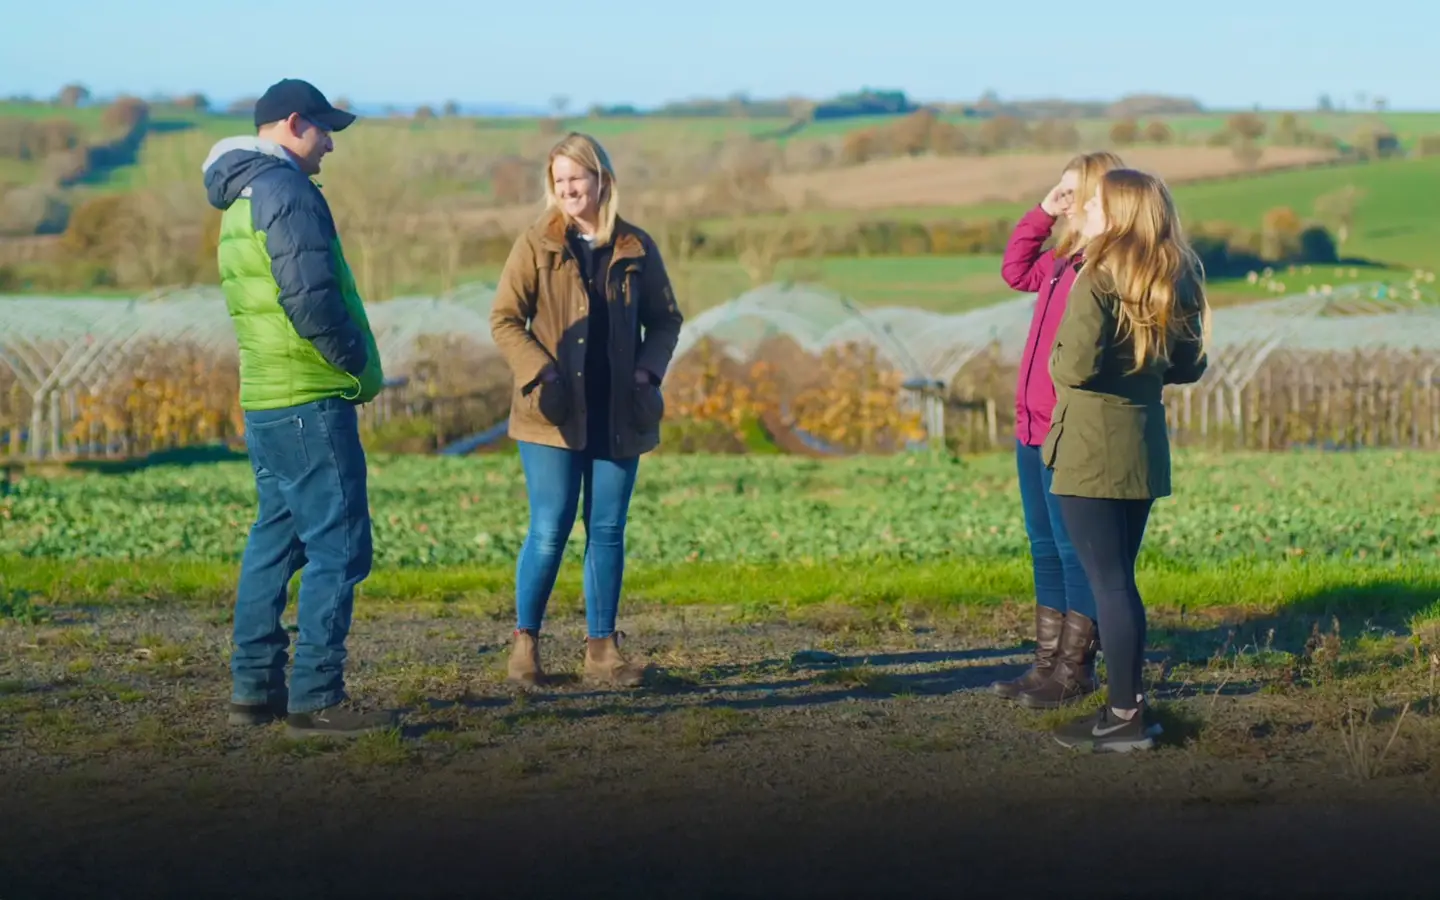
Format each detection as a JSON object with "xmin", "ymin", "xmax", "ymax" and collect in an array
[{"xmin": 253, "ymin": 78, "xmax": 356, "ymax": 132}]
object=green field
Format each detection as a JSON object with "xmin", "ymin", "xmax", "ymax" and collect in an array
[
  {"xmin": 762, "ymin": 255, "xmax": 1017, "ymax": 310},
  {"xmin": 721, "ymin": 155, "xmax": 1440, "ymax": 277},
  {"xmin": 655, "ymin": 254, "xmax": 1020, "ymax": 313},
  {"xmin": 17, "ymin": 103, "xmax": 1440, "ymax": 197},
  {"xmin": 6, "ymin": 250, "xmax": 1409, "ymax": 320},
  {"xmin": 4, "ymin": 450, "xmax": 1437, "ymax": 619},
  {"xmin": 493, "ymin": 154, "xmax": 1440, "ymax": 310},
  {"xmin": 7, "ymin": 104, "xmax": 1440, "ymax": 310},
  {"xmin": 465, "ymin": 254, "xmax": 1410, "ymax": 314},
  {"xmin": 0, "ymin": 158, "xmax": 40, "ymax": 184},
  {"xmin": 7, "ymin": 451, "xmax": 1440, "ymax": 898},
  {"xmin": 5, "ymin": 253, "xmax": 1011, "ymax": 312},
  {"xmin": 452, "ymin": 254, "xmax": 1015, "ymax": 313},
  {"xmin": 1174, "ymin": 157, "xmax": 1440, "ymax": 270},
  {"xmin": 0, "ymin": 101, "xmax": 115, "ymax": 136}
]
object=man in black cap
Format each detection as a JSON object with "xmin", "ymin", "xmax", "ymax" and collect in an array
[
  {"xmin": 251, "ymin": 78, "xmax": 356, "ymax": 175},
  {"xmin": 202, "ymin": 78, "xmax": 391, "ymax": 740}
]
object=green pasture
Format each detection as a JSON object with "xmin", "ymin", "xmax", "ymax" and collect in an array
[
  {"xmin": 718, "ymin": 155, "xmax": 1440, "ymax": 275},
  {"xmin": 0, "ymin": 101, "xmax": 113, "ymax": 136},
  {"xmin": 449, "ymin": 254, "xmax": 1014, "ymax": 314},
  {"xmin": 3, "ymin": 449, "xmax": 1438, "ymax": 622}
]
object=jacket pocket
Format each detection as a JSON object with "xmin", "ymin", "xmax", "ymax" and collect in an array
[
  {"xmin": 520, "ymin": 376, "xmax": 571, "ymax": 427},
  {"xmin": 1040, "ymin": 403, "xmax": 1066, "ymax": 469},
  {"xmin": 631, "ymin": 381, "xmax": 665, "ymax": 432},
  {"xmin": 618, "ymin": 263, "xmax": 643, "ymax": 347},
  {"xmin": 244, "ymin": 412, "xmax": 310, "ymax": 482}
]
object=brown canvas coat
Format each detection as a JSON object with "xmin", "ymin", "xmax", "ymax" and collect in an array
[{"xmin": 489, "ymin": 210, "xmax": 684, "ymax": 458}]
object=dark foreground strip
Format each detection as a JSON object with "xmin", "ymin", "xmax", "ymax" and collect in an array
[{"xmin": 2, "ymin": 773, "xmax": 1437, "ymax": 898}]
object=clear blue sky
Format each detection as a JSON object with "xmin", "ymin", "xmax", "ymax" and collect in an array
[{"xmin": 4, "ymin": 0, "xmax": 1436, "ymax": 112}]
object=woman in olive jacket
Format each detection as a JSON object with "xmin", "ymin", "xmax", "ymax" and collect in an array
[{"xmin": 1041, "ymin": 168, "xmax": 1210, "ymax": 752}]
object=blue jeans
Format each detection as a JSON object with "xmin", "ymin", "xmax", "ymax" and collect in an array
[
  {"xmin": 231, "ymin": 398, "xmax": 373, "ymax": 714},
  {"xmin": 1015, "ymin": 440, "xmax": 1096, "ymax": 620},
  {"xmin": 514, "ymin": 441, "xmax": 640, "ymax": 639}
]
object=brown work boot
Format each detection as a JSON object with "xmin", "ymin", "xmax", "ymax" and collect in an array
[
  {"xmin": 991, "ymin": 605, "xmax": 1065, "ymax": 700},
  {"xmin": 1018, "ymin": 610, "xmax": 1100, "ymax": 709},
  {"xmin": 506, "ymin": 629, "xmax": 543, "ymax": 688},
  {"xmin": 583, "ymin": 632, "xmax": 647, "ymax": 687}
]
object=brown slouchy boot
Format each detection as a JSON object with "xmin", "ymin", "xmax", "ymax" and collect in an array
[
  {"xmin": 1018, "ymin": 610, "xmax": 1099, "ymax": 709},
  {"xmin": 991, "ymin": 605, "xmax": 1065, "ymax": 700},
  {"xmin": 507, "ymin": 629, "xmax": 543, "ymax": 688},
  {"xmin": 584, "ymin": 632, "xmax": 647, "ymax": 687}
]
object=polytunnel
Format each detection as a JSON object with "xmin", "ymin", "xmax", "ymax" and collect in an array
[
  {"xmin": 4, "ymin": 274, "xmax": 1440, "ymax": 459},
  {"xmin": 672, "ymin": 282, "xmax": 921, "ymax": 376},
  {"xmin": 367, "ymin": 296, "xmax": 498, "ymax": 379},
  {"xmin": 861, "ymin": 296, "xmax": 1038, "ymax": 382}
]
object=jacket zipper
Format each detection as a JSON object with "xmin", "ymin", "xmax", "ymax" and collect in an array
[
  {"xmin": 1020, "ymin": 264, "xmax": 1064, "ymax": 445},
  {"xmin": 609, "ymin": 261, "xmax": 620, "ymax": 451},
  {"xmin": 595, "ymin": 254, "xmax": 621, "ymax": 453},
  {"xmin": 573, "ymin": 244, "xmax": 637, "ymax": 453}
]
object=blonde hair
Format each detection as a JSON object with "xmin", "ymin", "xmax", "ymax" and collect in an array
[
  {"xmin": 1082, "ymin": 168, "xmax": 1210, "ymax": 373},
  {"xmin": 1052, "ymin": 150, "xmax": 1125, "ymax": 259},
  {"xmin": 544, "ymin": 132, "xmax": 620, "ymax": 246}
]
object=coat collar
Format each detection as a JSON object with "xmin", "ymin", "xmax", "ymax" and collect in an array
[{"xmin": 535, "ymin": 209, "xmax": 645, "ymax": 262}]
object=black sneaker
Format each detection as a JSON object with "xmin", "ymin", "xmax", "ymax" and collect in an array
[
  {"xmin": 228, "ymin": 694, "xmax": 287, "ymax": 726},
  {"xmin": 1053, "ymin": 704, "xmax": 1160, "ymax": 753},
  {"xmin": 284, "ymin": 700, "xmax": 397, "ymax": 739}
]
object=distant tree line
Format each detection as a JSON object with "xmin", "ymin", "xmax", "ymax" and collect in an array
[
  {"xmin": 835, "ymin": 109, "xmax": 1097, "ymax": 163},
  {"xmin": 812, "ymin": 89, "xmax": 917, "ymax": 120},
  {"xmin": 0, "ymin": 96, "xmax": 152, "ymax": 237}
]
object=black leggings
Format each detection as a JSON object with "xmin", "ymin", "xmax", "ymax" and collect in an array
[{"xmin": 1055, "ymin": 496, "xmax": 1154, "ymax": 712}]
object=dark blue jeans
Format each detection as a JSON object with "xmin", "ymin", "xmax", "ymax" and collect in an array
[
  {"xmin": 1015, "ymin": 440, "xmax": 1096, "ymax": 620},
  {"xmin": 514, "ymin": 441, "xmax": 640, "ymax": 639},
  {"xmin": 231, "ymin": 398, "xmax": 372, "ymax": 714}
]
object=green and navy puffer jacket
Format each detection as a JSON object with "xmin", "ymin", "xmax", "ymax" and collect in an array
[{"xmin": 202, "ymin": 136, "xmax": 383, "ymax": 410}]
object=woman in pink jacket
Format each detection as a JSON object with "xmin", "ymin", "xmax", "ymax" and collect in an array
[{"xmin": 991, "ymin": 150, "xmax": 1124, "ymax": 710}]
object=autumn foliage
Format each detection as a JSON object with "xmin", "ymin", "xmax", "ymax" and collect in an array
[
  {"xmin": 70, "ymin": 343, "xmax": 242, "ymax": 454},
  {"xmin": 660, "ymin": 338, "xmax": 925, "ymax": 454},
  {"xmin": 660, "ymin": 339, "xmax": 780, "ymax": 451},
  {"xmin": 786, "ymin": 344, "xmax": 925, "ymax": 453}
]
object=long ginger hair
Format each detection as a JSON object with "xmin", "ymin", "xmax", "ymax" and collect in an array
[
  {"xmin": 1052, "ymin": 151, "xmax": 1126, "ymax": 259},
  {"xmin": 1081, "ymin": 168, "xmax": 1210, "ymax": 372}
]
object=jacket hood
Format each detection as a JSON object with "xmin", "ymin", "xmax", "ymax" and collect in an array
[{"xmin": 201, "ymin": 136, "xmax": 299, "ymax": 210}]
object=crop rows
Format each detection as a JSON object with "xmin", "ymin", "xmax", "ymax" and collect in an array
[{"xmin": 3, "ymin": 451, "xmax": 1437, "ymax": 569}]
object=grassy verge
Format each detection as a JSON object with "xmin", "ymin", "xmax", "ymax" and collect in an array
[
  {"xmin": 1204, "ymin": 263, "xmax": 1425, "ymax": 306},
  {"xmin": 5, "ymin": 555, "xmax": 1438, "ymax": 629}
]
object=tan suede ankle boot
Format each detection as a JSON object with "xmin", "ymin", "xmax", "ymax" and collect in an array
[
  {"xmin": 583, "ymin": 632, "xmax": 646, "ymax": 687},
  {"xmin": 507, "ymin": 629, "xmax": 543, "ymax": 687}
]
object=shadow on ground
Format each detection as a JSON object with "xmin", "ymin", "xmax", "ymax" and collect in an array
[
  {"xmin": 61, "ymin": 443, "xmax": 248, "ymax": 474},
  {"xmin": 1149, "ymin": 579, "xmax": 1438, "ymax": 669},
  {"xmin": 403, "ymin": 646, "xmax": 1032, "ymax": 734}
]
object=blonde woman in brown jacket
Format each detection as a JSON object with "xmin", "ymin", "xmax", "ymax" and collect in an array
[{"xmin": 489, "ymin": 132, "xmax": 684, "ymax": 689}]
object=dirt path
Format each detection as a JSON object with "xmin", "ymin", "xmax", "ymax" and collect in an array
[{"xmin": 2, "ymin": 602, "xmax": 1437, "ymax": 898}]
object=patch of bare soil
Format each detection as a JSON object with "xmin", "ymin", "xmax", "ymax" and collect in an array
[
  {"xmin": 1, "ymin": 602, "xmax": 1437, "ymax": 898},
  {"xmin": 770, "ymin": 146, "xmax": 1342, "ymax": 212}
]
